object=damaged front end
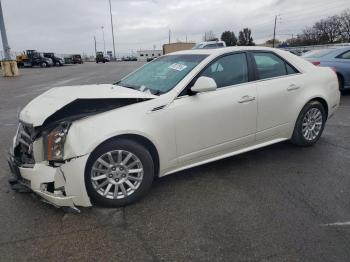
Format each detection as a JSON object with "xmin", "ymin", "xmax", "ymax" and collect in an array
[{"xmin": 8, "ymin": 96, "xmax": 152, "ymax": 209}]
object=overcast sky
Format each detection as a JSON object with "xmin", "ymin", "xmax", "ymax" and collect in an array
[{"xmin": 1, "ymin": 0, "xmax": 349, "ymax": 56}]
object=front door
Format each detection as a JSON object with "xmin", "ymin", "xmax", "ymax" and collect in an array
[{"xmin": 171, "ymin": 52, "xmax": 257, "ymax": 163}]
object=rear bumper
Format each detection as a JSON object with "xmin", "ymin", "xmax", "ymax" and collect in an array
[{"xmin": 8, "ymin": 153, "xmax": 92, "ymax": 208}]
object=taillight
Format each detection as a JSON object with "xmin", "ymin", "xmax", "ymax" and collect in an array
[{"xmin": 311, "ymin": 61, "xmax": 320, "ymax": 66}]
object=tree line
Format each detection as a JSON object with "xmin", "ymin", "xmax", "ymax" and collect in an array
[
  {"xmin": 286, "ymin": 9, "xmax": 350, "ymax": 46},
  {"xmin": 203, "ymin": 28, "xmax": 255, "ymax": 46}
]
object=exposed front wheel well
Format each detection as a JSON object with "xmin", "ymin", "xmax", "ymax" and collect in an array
[{"xmin": 93, "ymin": 134, "xmax": 160, "ymax": 177}]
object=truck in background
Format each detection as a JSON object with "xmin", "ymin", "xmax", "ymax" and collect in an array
[{"xmin": 16, "ymin": 50, "xmax": 53, "ymax": 68}]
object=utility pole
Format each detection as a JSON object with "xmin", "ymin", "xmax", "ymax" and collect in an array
[
  {"xmin": 0, "ymin": 0, "xmax": 18, "ymax": 76},
  {"xmin": 272, "ymin": 15, "xmax": 277, "ymax": 48},
  {"xmin": 108, "ymin": 0, "xmax": 116, "ymax": 59},
  {"xmin": 272, "ymin": 14, "xmax": 281, "ymax": 48},
  {"xmin": 93, "ymin": 36, "xmax": 97, "ymax": 55},
  {"xmin": 101, "ymin": 26, "xmax": 106, "ymax": 54}
]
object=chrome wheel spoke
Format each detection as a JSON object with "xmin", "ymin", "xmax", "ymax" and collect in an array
[
  {"xmin": 127, "ymin": 160, "xmax": 138, "ymax": 169},
  {"xmin": 125, "ymin": 180, "xmax": 136, "ymax": 190},
  {"xmin": 107, "ymin": 152, "xmax": 115, "ymax": 164},
  {"xmin": 117, "ymin": 150, "xmax": 123, "ymax": 163},
  {"xmin": 128, "ymin": 176, "xmax": 142, "ymax": 181},
  {"xmin": 122, "ymin": 153, "xmax": 133, "ymax": 165},
  {"xmin": 93, "ymin": 167, "xmax": 108, "ymax": 173},
  {"xmin": 92, "ymin": 174, "xmax": 107, "ymax": 181},
  {"xmin": 97, "ymin": 158, "xmax": 110, "ymax": 168},
  {"xmin": 120, "ymin": 183, "xmax": 127, "ymax": 196},
  {"xmin": 114, "ymin": 184, "xmax": 119, "ymax": 198},
  {"xmin": 96, "ymin": 180, "xmax": 108, "ymax": 190},
  {"xmin": 103, "ymin": 183, "xmax": 113, "ymax": 196},
  {"xmin": 129, "ymin": 168, "xmax": 142, "ymax": 174}
]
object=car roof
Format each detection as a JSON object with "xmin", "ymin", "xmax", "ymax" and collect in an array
[{"xmin": 168, "ymin": 46, "xmax": 281, "ymax": 56}]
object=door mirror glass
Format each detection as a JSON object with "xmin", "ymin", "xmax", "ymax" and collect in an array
[{"xmin": 191, "ymin": 76, "xmax": 217, "ymax": 93}]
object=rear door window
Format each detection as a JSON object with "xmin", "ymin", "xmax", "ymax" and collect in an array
[{"xmin": 253, "ymin": 52, "xmax": 297, "ymax": 80}]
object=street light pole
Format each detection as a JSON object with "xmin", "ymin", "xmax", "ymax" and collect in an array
[
  {"xmin": 0, "ymin": 0, "xmax": 11, "ymax": 60},
  {"xmin": 101, "ymin": 26, "xmax": 106, "ymax": 54},
  {"xmin": 108, "ymin": 0, "xmax": 116, "ymax": 59}
]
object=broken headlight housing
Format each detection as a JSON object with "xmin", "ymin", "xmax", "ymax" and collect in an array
[{"xmin": 44, "ymin": 122, "xmax": 71, "ymax": 161}]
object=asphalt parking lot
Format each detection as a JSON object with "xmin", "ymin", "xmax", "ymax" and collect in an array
[{"xmin": 0, "ymin": 62, "xmax": 350, "ymax": 261}]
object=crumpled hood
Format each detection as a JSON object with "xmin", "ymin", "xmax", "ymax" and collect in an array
[{"xmin": 20, "ymin": 84, "xmax": 156, "ymax": 126}]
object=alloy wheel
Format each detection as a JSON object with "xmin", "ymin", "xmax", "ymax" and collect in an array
[
  {"xmin": 91, "ymin": 150, "xmax": 144, "ymax": 200},
  {"xmin": 302, "ymin": 107, "xmax": 323, "ymax": 141}
]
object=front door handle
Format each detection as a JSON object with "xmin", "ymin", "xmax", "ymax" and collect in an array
[
  {"xmin": 287, "ymin": 84, "xmax": 300, "ymax": 91},
  {"xmin": 238, "ymin": 95, "xmax": 256, "ymax": 103}
]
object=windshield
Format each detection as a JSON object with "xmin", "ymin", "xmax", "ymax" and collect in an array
[
  {"xmin": 302, "ymin": 49, "xmax": 335, "ymax": 58},
  {"xmin": 117, "ymin": 54, "xmax": 208, "ymax": 94}
]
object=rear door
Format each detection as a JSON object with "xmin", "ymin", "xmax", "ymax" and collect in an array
[{"xmin": 250, "ymin": 51, "xmax": 302, "ymax": 142}]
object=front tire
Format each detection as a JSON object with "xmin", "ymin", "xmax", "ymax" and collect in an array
[
  {"xmin": 40, "ymin": 62, "xmax": 48, "ymax": 68},
  {"xmin": 291, "ymin": 101, "xmax": 326, "ymax": 146},
  {"xmin": 85, "ymin": 139, "xmax": 154, "ymax": 207}
]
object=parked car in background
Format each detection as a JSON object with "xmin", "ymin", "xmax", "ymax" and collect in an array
[
  {"xmin": 8, "ymin": 47, "xmax": 340, "ymax": 208},
  {"xmin": 192, "ymin": 40, "xmax": 226, "ymax": 49},
  {"xmin": 302, "ymin": 47, "xmax": 350, "ymax": 92},
  {"xmin": 43, "ymin": 53, "xmax": 64, "ymax": 66},
  {"xmin": 72, "ymin": 54, "xmax": 83, "ymax": 64},
  {"xmin": 64, "ymin": 56, "xmax": 73, "ymax": 64},
  {"xmin": 122, "ymin": 56, "xmax": 138, "ymax": 61}
]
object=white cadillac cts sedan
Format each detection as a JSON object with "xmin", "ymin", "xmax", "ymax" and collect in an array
[{"xmin": 8, "ymin": 47, "xmax": 340, "ymax": 208}]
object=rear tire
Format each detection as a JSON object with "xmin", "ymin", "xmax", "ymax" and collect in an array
[
  {"xmin": 85, "ymin": 139, "xmax": 154, "ymax": 207},
  {"xmin": 291, "ymin": 101, "xmax": 326, "ymax": 147},
  {"xmin": 40, "ymin": 62, "xmax": 48, "ymax": 68}
]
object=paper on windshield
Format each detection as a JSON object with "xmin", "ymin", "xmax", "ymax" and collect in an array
[{"xmin": 169, "ymin": 63, "xmax": 187, "ymax": 71}]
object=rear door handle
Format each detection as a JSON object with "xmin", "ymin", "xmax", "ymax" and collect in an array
[
  {"xmin": 238, "ymin": 95, "xmax": 256, "ymax": 103},
  {"xmin": 287, "ymin": 84, "xmax": 300, "ymax": 91}
]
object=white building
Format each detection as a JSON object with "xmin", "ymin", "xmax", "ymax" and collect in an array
[{"xmin": 137, "ymin": 49, "xmax": 163, "ymax": 61}]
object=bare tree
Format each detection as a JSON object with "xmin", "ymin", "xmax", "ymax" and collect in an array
[
  {"xmin": 317, "ymin": 16, "xmax": 342, "ymax": 43},
  {"xmin": 340, "ymin": 9, "xmax": 350, "ymax": 42},
  {"xmin": 203, "ymin": 31, "xmax": 218, "ymax": 41}
]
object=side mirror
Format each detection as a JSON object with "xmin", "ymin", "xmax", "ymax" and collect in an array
[{"xmin": 191, "ymin": 76, "xmax": 217, "ymax": 93}]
